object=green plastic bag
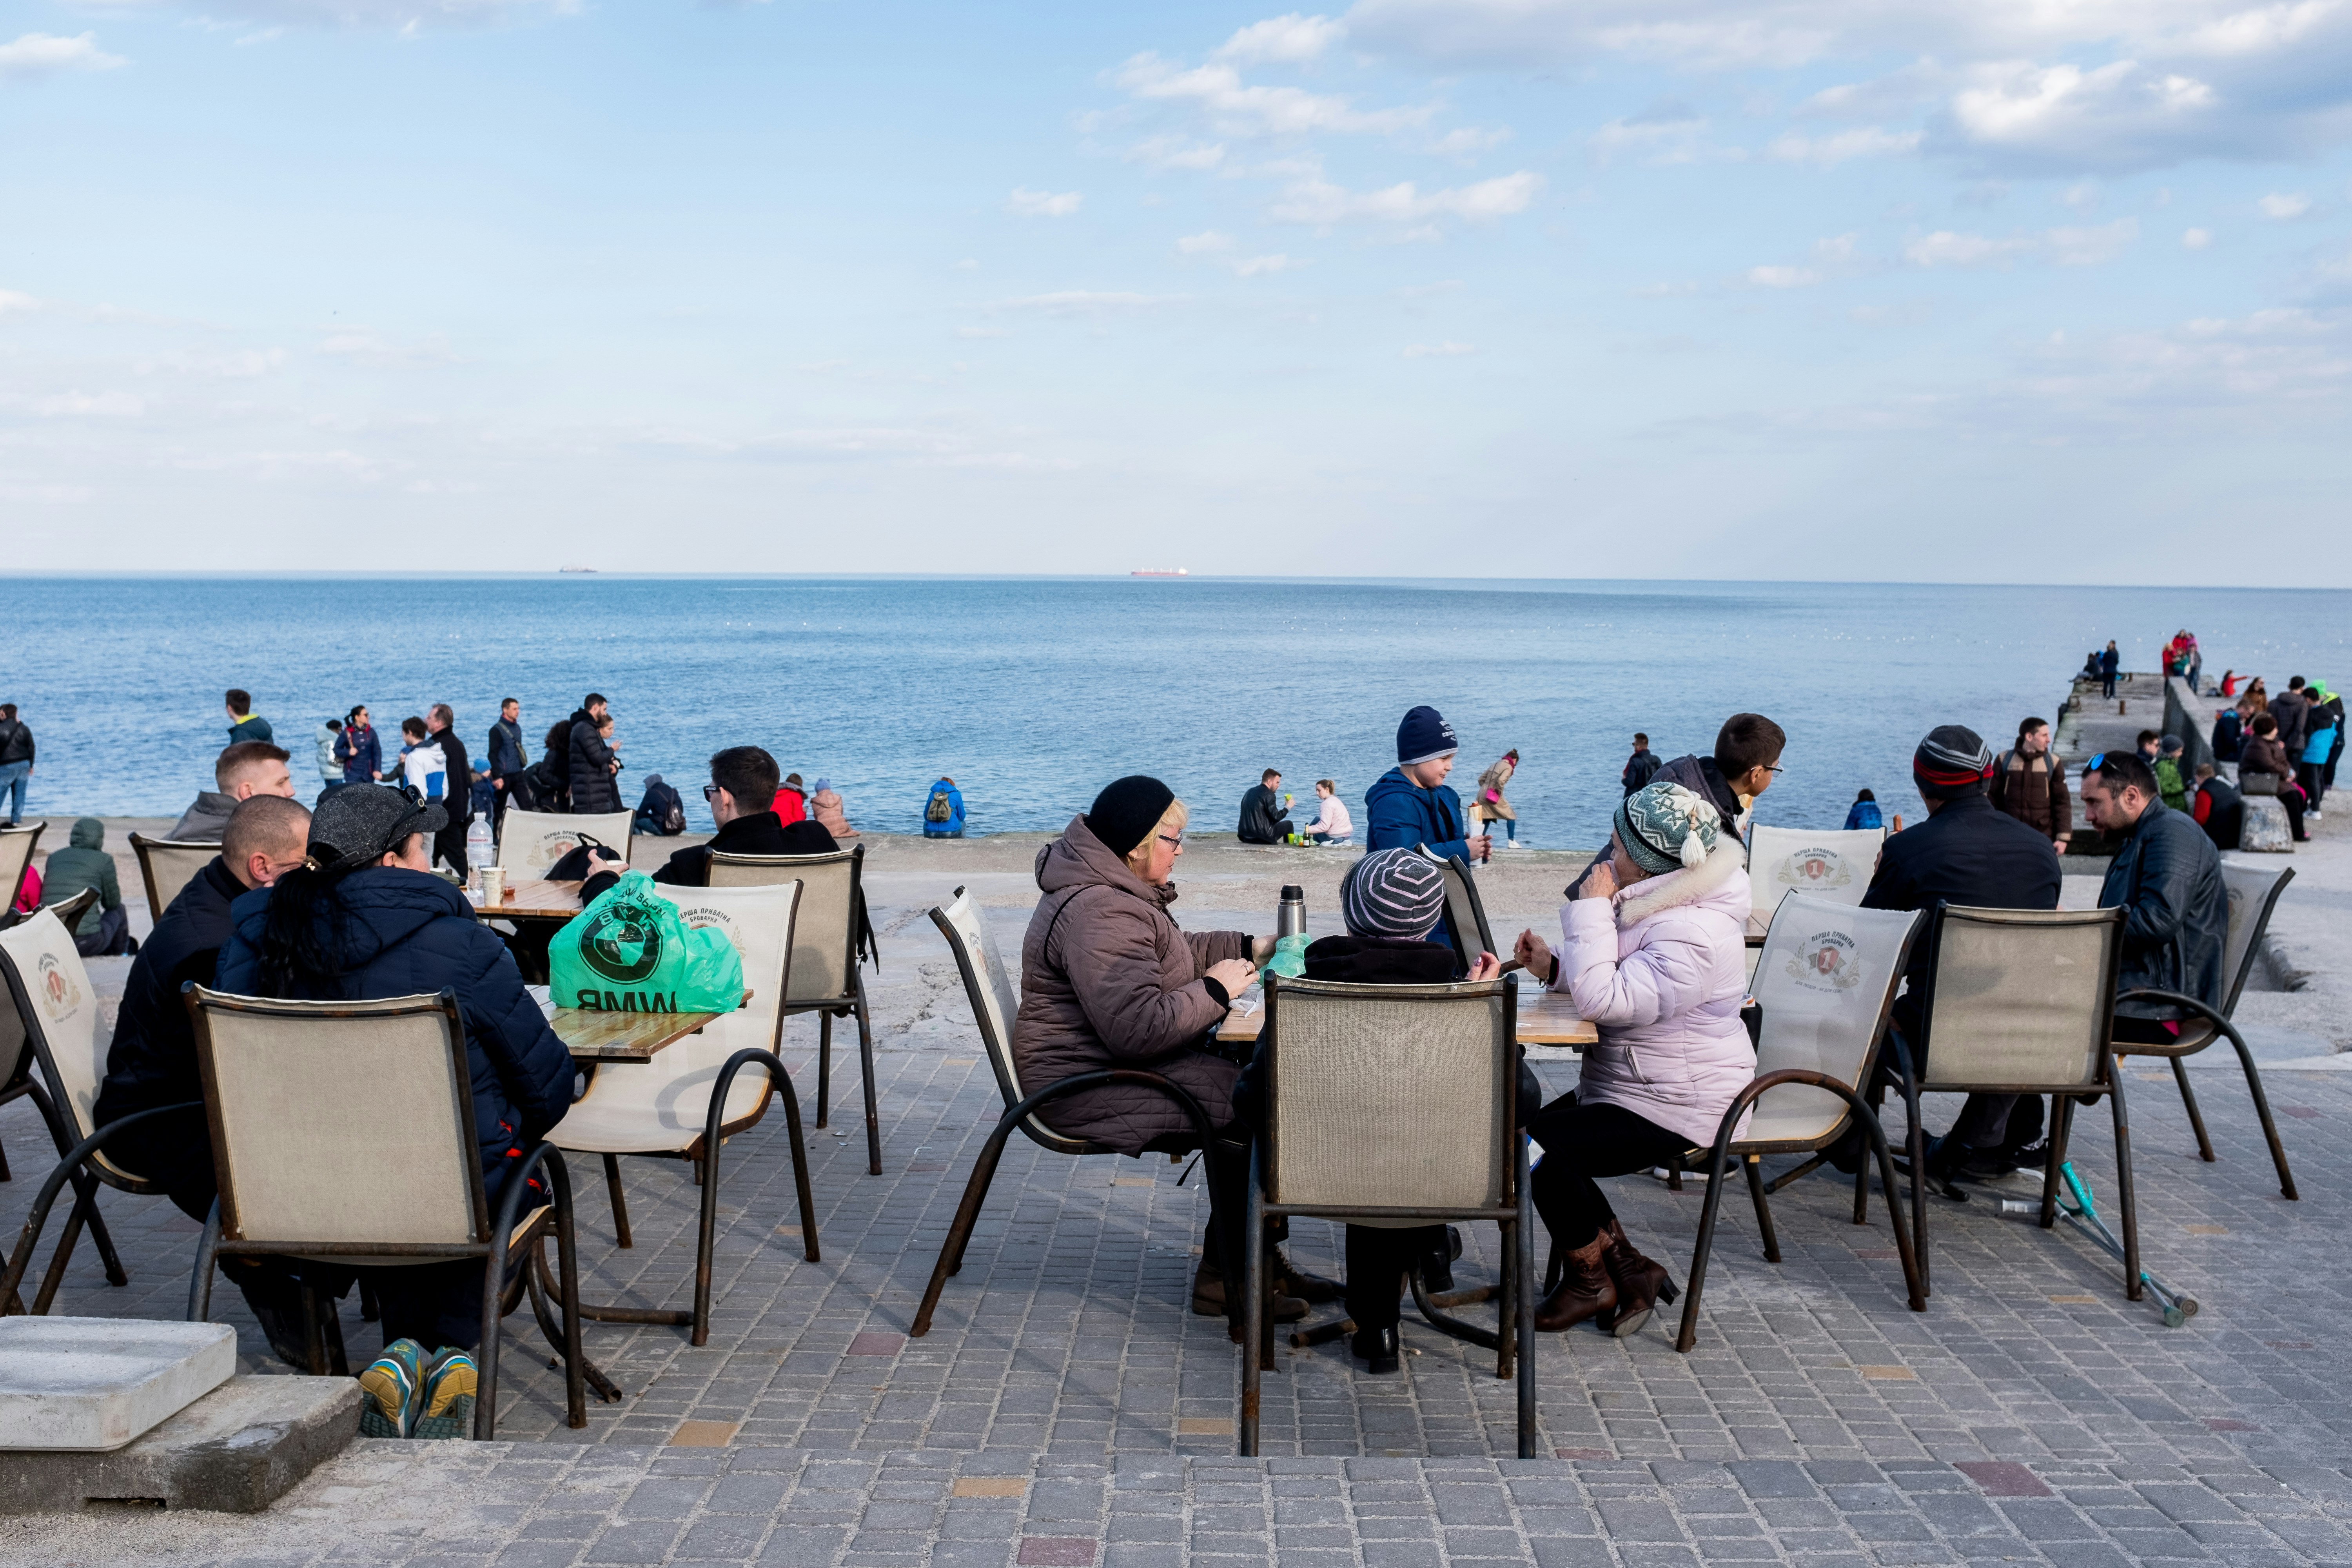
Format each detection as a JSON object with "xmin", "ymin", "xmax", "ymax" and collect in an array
[
  {"xmin": 1264, "ymin": 932, "xmax": 1310, "ymax": 979},
  {"xmin": 549, "ymin": 870, "xmax": 744, "ymax": 1014}
]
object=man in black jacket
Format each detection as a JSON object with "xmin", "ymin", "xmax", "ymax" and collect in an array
[
  {"xmin": 427, "ymin": 704, "xmax": 473, "ymax": 876},
  {"xmin": 566, "ymin": 695, "xmax": 621, "ymax": 815},
  {"xmin": 648, "ymin": 746, "xmax": 835, "ymax": 886},
  {"xmin": 486, "ymin": 697, "xmax": 534, "ymax": 822},
  {"xmin": 1236, "ymin": 769, "xmax": 1289, "ymax": 844},
  {"xmin": 94, "ymin": 795, "xmax": 312, "ymax": 1218},
  {"xmin": 2082, "ymin": 751, "xmax": 2225, "ymax": 1047},
  {"xmin": 1851, "ymin": 725, "xmax": 2063, "ymax": 1183}
]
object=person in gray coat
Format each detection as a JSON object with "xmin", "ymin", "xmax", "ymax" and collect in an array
[
  {"xmin": 2081, "ymin": 750, "xmax": 2225, "ymax": 1047},
  {"xmin": 1011, "ymin": 776, "xmax": 1331, "ymax": 1328}
]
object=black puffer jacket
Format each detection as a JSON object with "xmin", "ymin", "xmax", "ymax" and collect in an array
[
  {"xmin": 94, "ymin": 856, "xmax": 242, "ymax": 1219},
  {"xmin": 214, "ymin": 866, "xmax": 577, "ymax": 1205},
  {"xmin": 2101, "ymin": 801, "xmax": 2225, "ymax": 1021},
  {"xmin": 568, "ymin": 719, "xmax": 620, "ymax": 814}
]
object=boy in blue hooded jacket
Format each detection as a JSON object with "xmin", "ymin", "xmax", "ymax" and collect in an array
[{"xmin": 1363, "ymin": 705, "xmax": 1490, "ymax": 871}]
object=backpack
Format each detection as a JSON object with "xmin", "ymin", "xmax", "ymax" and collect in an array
[
  {"xmin": 635, "ymin": 776, "xmax": 686, "ymax": 837},
  {"xmin": 925, "ymin": 787, "xmax": 955, "ymax": 824}
]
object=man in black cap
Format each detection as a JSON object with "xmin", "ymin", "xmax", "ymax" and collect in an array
[{"xmin": 1848, "ymin": 724, "xmax": 2063, "ymax": 1187}]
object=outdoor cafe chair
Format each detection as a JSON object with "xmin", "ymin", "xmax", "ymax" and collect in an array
[
  {"xmin": 497, "ymin": 809, "xmax": 635, "ymax": 880},
  {"xmin": 1898, "ymin": 904, "xmax": 2139, "ymax": 1301},
  {"xmin": 909, "ymin": 886, "xmax": 1216, "ymax": 1339},
  {"xmin": 130, "ymin": 833, "xmax": 219, "ymax": 921},
  {"xmin": 1746, "ymin": 826, "xmax": 1885, "ymax": 923},
  {"xmin": 181, "ymin": 986, "xmax": 595, "ymax": 1436},
  {"xmin": 2107, "ymin": 860, "xmax": 2298, "ymax": 1199},
  {"xmin": 1419, "ymin": 849, "xmax": 1497, "ymax": 972},
  {"xmin": 0, "ymin": 897, "xmax": 153, "ymax": 1315},
  {"xmin": 547, "ymin": 879, "xmax": 820, "ymax": 1346},
  {"xmin": 1668, "ymin": 894, "xmax": 1926, "ymax": 1352},
  {"xmin": 1241, "ymin": 972, "xmax": 1537, "ymax": 1458},
  {"xmin": 707, "ymin": 846, "xmax": 884, "ymax": 1174}
]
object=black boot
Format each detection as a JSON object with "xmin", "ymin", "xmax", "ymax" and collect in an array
[
  {"xmin": 1275, "ymin": 1250, "xmax": 1342, "ymax": 1305},
  {"xmin": 1192, "ymin": 1255, "xmax": 1305, "ymax": 1323},
  {"xmin": 1534, "ymin": 1235, "xmax": 1617, "ymax": 1332},
  {"xmin": 1417, "ymin": 1226, "xmax": 1464, "ymax": 1295},
  {"xmin": 1351, "ymin": 1325, "xmax": 1400, "ymax": 1375}
]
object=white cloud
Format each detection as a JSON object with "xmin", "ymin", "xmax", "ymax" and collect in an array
[
  {"xmin": 1117, "ymin": 53, "xmax": 1432, "ymax": 137},
  {"xmin": 1403, "ymin": 340, "xmax": 1476, "ymax": 356},
  {"xmin": 1007, "ymin": 187, "xmax": 1083, "ymax": 217},
  {"xmin": 0, "ymin": 32, "xmax": 127, "ymax": 77},
  {"xmin": 1216, "ymin": 13, "xmax": 1346, "ymax": 64},
  {"xmin": 1766, "ymin": 125, "xmax": 1921, "ymax": 164},
  {"xmin": 1270, "ymin": 169, "xmax": 1540, "ymax": 223},
  {"xmin": 0, "ymin": 290, "xmax": 37, "ymax": 316},
  {"xmin": 1127, "ymin": 135, "xmax": 1227, "ymax": 169},
  {"xmin": 2260, "ymin": 191, "xmax": 2312, "ymax": 218},
  {"xmin": 954, "ymin": 326, "xmax": 1010, "ymax": 339},
  {"xmin": 2183, "ymin": 226, "xmax": 2214, "ymax": 248},
  {"xmin": 1232, "ymin": 253, "xmax": 1303, "ymax": 275},
  {"xmin": 1428, "ymin": 125, "xmax": 1512, "ymax": 155},
  {"xmin": 1902, "ymin": 218, "xmax": 2137, "ymax": 268},
  {"xmin": 1747, "ymin": 265, "xmax": 1821, "ymax": 287},
  {"xmin": 1590, "ymin": 102, "xmax": 1716, "ymax": 164},
  {"xmin": 318, "ymin": 329, "xmax": 454, "ymax": 366},
  {"xmin": 1177, "ymin": 230, "xmax": 1235, "ymax": 253},
  {"xmin": 31, "ymin": 390, "xmax": 145, "ymax": 417}
]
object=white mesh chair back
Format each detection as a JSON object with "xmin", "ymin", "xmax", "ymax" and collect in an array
[
  {"xmin": 498, "ymin": 810, "xmax": 634, "ymax": 877},
  {"xmin": 929, "ymin": 886, "xmax": 1091, "ymax": 1151},
  {"xmin": 1747, "ymin": 827, "xmax": 1885, "ymax": 914},
  {"xmin": 0, "ymin": 825, "xmax": 41, "ymax": 913},
  {"xmin": 554, "ymin": 881, "xmax": 800, "ymax": 1151},
  {"xmin": 708, "ymin": 849, "xmax": 855, "ymax": 1004},
  {"xmin": 2217, "ymin": 860, "xmax": 2293, "ymax": 1015},
  {"xmin": 131, "ymin": 834, "xmax": 219, "ymax": 919},
  {"xmin": 188, "ymin": 988, "xmax": 482, "ymax": 1245},
  {"xmin": 1418, "ymin": 849, "xmax": 1495, "ymax": 960},
  {"xmin": 1264, "ymin": 977, "xmax": 1509, "ymax": 1215},
  {"xmin": 1918, "ymin": 906, "xmax": 2122, "ymax": 1090},
  {"xmin": 1744, "ymin": 896, "xmax": 1921, "ymax": 1147},
  {"xmin": 0, "ymin": 909, "xmax": 109, "ymax": 1145}
]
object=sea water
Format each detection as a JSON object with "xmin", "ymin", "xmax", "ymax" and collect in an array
[{"xmin": 5, "ymin": 576, "xmax": 2347, "ymax": 845}]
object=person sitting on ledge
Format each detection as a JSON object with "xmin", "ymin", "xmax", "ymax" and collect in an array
[
  {"xmin": 170, "ymin": 740, "xmax": 297, "ymax": 842},
  {"xmin": 1236, "ymin": 768, "xmax": 1290, "ymax": 845}
]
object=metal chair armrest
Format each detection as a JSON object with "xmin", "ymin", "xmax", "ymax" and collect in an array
[{"xmin": 2, "ymin": 1101, "xmax": 202, "ymax": 1309}]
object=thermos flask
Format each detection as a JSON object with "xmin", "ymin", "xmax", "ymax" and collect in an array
[{"xmin": 1277, "ymin": 885, "xmax": 1306, "ymax": 940}]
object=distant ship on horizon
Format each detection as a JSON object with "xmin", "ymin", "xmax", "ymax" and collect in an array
[
  {"xmin": 559, "ymin": 565, "xmax": 598, "ymax": 574},
  {"xmin": 1130, "ymin": 568, "xmax": 1189, "ymax": 577}
]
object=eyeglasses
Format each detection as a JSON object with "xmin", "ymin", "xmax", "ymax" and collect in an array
[
  {"xmin": 702, "ymin": 784, "xmax": 724, "ymax": 801},
  {"xmin": 1763, "ymin": 764, "xmax": 1785, "ymax": 775},
  {"xmin": 1157, "ymin": 834, "xmax": 1184, "ymax": 849}
]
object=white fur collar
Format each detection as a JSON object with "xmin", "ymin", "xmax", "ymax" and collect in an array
[{"xmin": 1612, "ymin": 839, "xmax": 1745, "ymax": 927}]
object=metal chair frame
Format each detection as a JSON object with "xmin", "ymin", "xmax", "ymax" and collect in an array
[
  {"xmin": 1243, "ymin": 973, "xmax": 1536, "ymax": 1459},
  {"xmin": 130, "ymin": 833, "xmax": 220, "ymax": 922},
  {"xmin": 182, "ymin": 986, "xmax": 595, "ymax": 1436},
  {"xmin": 1422, "ymin": 850, "xmax": 1496, "ymax": 973},
  {"xmin": 1900, "ymin": 904, "xmax": 2138, "ymax": 1302},
  {"xmin": 0, "ymin": 893, "xmax": 143, "ymax": 1314},
  {"xmin": 910, "ymin": 887, "xmax": 1212, "ymax": 1338},
  {"xmin": 707, "ymin": 845, "xmax": 882, "ymax": 1174},
  {"xmin": 2108, "ymin": 864, "xmax": 2297, "ymax": 1199},
  {"xmin": 0, "ymin": 822, "xmax": 45, "ymax": 926},
  {"xmin": 1670, "ymin": 902, "xmax": 1928, "ymax": 1352}
]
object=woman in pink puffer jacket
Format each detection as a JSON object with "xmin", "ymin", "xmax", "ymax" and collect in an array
[{"xmin": 1513, "ymin": 780, "xmax": 1753, "ymax": 1337}]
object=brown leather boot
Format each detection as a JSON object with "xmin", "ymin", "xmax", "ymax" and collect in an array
[
  {"xmin": 1534, "ymin": 1234, "xmax": 1617, "ymax": 1332},
  {"xmin": 1596, "ymin": 1218, "xmax": 1678, "ymax": 1339}
]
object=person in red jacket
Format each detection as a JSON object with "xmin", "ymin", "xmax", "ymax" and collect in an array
[{"xmin": 772, "ymin": 772, "xmax": 808, "ymax": 824}]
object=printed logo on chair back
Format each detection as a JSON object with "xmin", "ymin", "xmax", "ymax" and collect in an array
[
  {"xmin": 37, "ymin": 952, "xmax": 83, "ymax": 1021},
  {"xmin": 532, "ymin": 830, "xmax": 584, "ymax": 870},
  {"xmin": 1785, "ymin": 929, "xmax": 1862, "ymax": 993},
  {"xmin": 1770, "ymin": 846, "xmax": 1854, "ymax": 892}
]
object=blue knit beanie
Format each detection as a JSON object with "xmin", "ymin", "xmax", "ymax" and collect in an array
[{"xmin": 1396, "ymin": 705, "xmax": 1458, "ymax": 766}]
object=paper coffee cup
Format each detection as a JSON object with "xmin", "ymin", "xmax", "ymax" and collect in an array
[{"xmin": 480, "ymin": 867, "xmax": 506, "ymax": 906}]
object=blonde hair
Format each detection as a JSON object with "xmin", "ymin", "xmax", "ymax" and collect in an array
[{"xmin": 1124, "ymin": 797, "xmax": 1189, "ymax": 878}]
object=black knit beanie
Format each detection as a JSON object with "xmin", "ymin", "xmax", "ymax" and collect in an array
[{"xmin": 1085, "ymin": 775, "xmax": 1176, "ymax": 858}]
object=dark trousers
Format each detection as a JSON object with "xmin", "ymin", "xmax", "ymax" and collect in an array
[
  {"xmin": 1343, "ymin": 1224, "xmax": 1447, "ymax": 1332},
  {"xmin": 2296, "ymin": 762, "xmax": 2327, "ymax": 814},
  {"xmin": 228, "ymin": 1256, "xmax": 488, "ymax": 1355},
  {"xmin": 2102, "ymin": 673, "xmax": 2118, "ymax": 698},
  {"xmin": 434, "ymin": 817, "xmax": 470, "ymax": 880},
  {"xmin": 1525, "ymin": 1094, "xmax": 1691, "ymax": 1253},
  {"xmin": 71, "ymin": 905, "xmax": 132, "ymax": 958}
]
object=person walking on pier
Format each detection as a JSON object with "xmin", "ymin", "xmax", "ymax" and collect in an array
[
  {"xmin": 1474, "ymin": 750, "xmax": 1520, "ymax": 847},
  {"xmin": 2099, "ymin": 642, "xmax": 2120, "ymax": 699}
]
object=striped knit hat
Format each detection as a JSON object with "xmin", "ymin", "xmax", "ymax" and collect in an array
[
  {"xmin": 1340, "ymin": 848, "xmax": 1448, "ymax": 940},
  {"xmin": 1913, "ymin": 725, "xmax": 1995, "ymax": 799}
]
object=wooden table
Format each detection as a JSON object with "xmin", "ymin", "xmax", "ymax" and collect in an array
[
  {"xmin": 1215, "ymin": 984, "xmax": 1596, "ymax": 1048},
  {"xmin": 475, "ymin": 879, "xmax": 585, "ymax": 922},
  {"xmin": 550, "ymin": 1008, "xmax": 722, "ymax": 1061}
]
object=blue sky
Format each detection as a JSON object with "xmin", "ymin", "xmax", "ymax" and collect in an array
[{"xmin": 4, "ymin": 0, "xmax": 2350, "ymax": 580}]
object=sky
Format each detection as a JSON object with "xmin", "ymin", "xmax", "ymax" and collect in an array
[{"xmin": 4, "ymin": 0, "xmax": 2350, "ymax": 581}]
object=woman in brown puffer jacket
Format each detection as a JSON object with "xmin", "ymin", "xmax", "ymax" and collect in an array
[{"xmin": 1012, "ymin": 775, "xmax": 1330, "ymax": 1325}]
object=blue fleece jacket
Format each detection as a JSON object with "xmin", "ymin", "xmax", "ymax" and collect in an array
[{"xmin": 1363, "ymin": 767, "xmax": 1474, "ymax": 863}]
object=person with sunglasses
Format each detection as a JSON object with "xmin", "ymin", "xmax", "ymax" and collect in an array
[
  {"xmin": 637, "ymin": 745, "xmax": 837, "ymax": 888},
  {"xmin": 1011, "ymin": 776, "xmax": 1328, "ymax": 1336}
]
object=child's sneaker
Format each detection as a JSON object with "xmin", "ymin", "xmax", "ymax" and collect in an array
[
  {"xmin": 358, "ymin": 1339, "xmax": 426, "ymax": 1438},
  {"xmin": 412, "ymin": 1347, "xmax": 478, "ymax": 1439}
]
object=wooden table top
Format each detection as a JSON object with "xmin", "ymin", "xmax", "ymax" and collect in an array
[
  {"xmin": 474, "ymin": 879, "xmax": 585, "ymax": 921},
  {"xmin": 551, "ymin": 1007, "xmax": 720, "ymax": 1061},
  {"xmin": 1214, "ymin": 982, "xmax": 1596, "ymax": 1048}
]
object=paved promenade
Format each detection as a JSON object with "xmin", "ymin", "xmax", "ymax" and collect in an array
[{"xmin": 5, "ymin": 815, "xmax": 2352, "ymax": 1565}]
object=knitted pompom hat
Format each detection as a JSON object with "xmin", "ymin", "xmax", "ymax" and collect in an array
[
  {"xmin": 1613, "ymin": 780, "xmax": 1721, "ymax": 876},
  {"xmin": 1340, "ymin": 848, "xmax": 1448, "ymax": 940},
  {"xmin": 1912, "ymin": 724, "xmax": 1994, "ymax": 800}
]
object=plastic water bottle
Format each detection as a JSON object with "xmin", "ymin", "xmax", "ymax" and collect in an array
[{"xmin": 466, "ymin": 817, "xmax": 493, "ymax": 891}]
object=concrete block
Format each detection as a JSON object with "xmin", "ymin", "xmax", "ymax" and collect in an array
[
  {"xmin": 2239, "ymin": 797, "xmax": 2294, "ymax": 853},
  {"xmin": 0, "ymin": 1316, "xmax": 235, "ymax": 1451},
  {"xmin": 0, "ymin": 1374, "xmax": 360, "ymax": 1514}
]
